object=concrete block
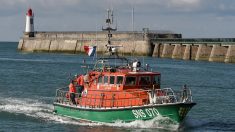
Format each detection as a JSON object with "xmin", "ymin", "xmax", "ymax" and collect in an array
[
  {"xmin": 183, "ymin": 45, "xmax": 198, "ymax": 60},
  {"xmin": 191, "ymin": 46, "xmax": 198, "ymax": 60},
  {"xmin": 18, "ymin": 39, "xmax": 24, "ymax": 50},
  {"xmin": 21, "ymin": 39, "xmax": 37, "ymax": 51},
  {"xmin": 113, "ymin": 40, "xmax": 137, "ymax": 55},
  {"xmin": 172, "ymin": 44, "xmax": 184, "ymax": 59},
  {"xmin": 183, "ymin": 45, "xmax": 191, "ymax": 60},
  {"xmin": 58, "ymin": 40, "xmax": 77, "ymax": 52},
  {"xmin": 209, "ymin": 45, "xmax": 227, "ymax": 62},
  {"xmin": 49, "ymin": 40, "xmax": 60, "ymax": 51},
  {"xmin": 195, "ymin": 44, "xmax": 212, "ymax": 61},
  {"xmin": 152, "ymin": 43, "xmax": 162, "ymax": 57},
  {"xmin": 225, "ymin": 45, "xmax": 235, "ymax": 63},
  {"xmin": 34, "ymin": 40, "xmax": 51, "ymax": 51},
  {"xmin": 134, "ymin": 40, "xmax": 152, "ymax": 56},
  {"xmin": 161, "ymin": 44, "xmax": 174, "ymax": 58}
]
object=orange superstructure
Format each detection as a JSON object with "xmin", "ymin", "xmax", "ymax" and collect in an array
[{"xmin": 72, "ymin": 58, "xmax": 161, "ymax": 108}]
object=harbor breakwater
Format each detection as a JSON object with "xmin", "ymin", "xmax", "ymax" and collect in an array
[
  {"xmin": 18, "ymin": 31, "xmax": 180, "ymax": 56},
  {"xmin": 18, "ymin": 31, "xmax": 235, "ymax": 63},
  {"xmin": 152, "ymin": 43, "xmax": 235, "ymax": 63}
]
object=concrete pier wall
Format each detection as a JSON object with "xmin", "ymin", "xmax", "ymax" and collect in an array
[
  {"xmin": 152, "ymin": 43, "xmax": 163, "ymax": 57},
  {"xmin": 19, "ymin": 32, "xmax": 150, "ymax": 55},
  {"xmin": 19, "ymin": 31, "xmax": 178, "ymax": 56},
  {"xmin": 161, "ymin": 44, "xmax": 174, "ymax": 58},
  {"xmin": 209, "ymin": 45, "xmax": 228, "ymax": 62},
  {"xmin": 151, "ymin": 43, "xmax": 235, "ymax": 63},
  {"xmin": 172, "ymin": 44, "xmax": 185, "ymax": 59},
  {"xmin": 182, "ymin": 45, "xmax": 198, "ymax": 60},
  {"xmin": 19, "ymin": 30, "xmax": 181, "ymax": 56},
  {"xmin": 225, "ymin": 45, "xmax": 235, "ymax": 63},
  {"xmin": 195, "ymin": 44, "xmax": 212, "ymax": 61},
  {"xmin": 18, "ymin": 31, "xmax": 235, "ymax": 63},
  {"xmin": 183, "ymin": 45, "xmax": 191, "ymax": 60}
]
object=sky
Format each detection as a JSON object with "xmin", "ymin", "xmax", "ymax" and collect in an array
[{"xmin": 1, "ymin": 0, "xmax": 235, "ymax": 41}]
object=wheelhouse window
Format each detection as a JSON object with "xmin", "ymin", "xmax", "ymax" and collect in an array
[
  {"xmin": 110, "ymin": 76, "xmax": 115, "ymax": 84},
  {"xmin": 125, "ymin": 76, "xmax": 136, "ymax": 86},
  {"xmin": 117, "ymin": 76, "xmax": 123, "ymax": 85},
  {"xmin": 153, "ymin": 75, "xmax": 161, "ymax": 85},
  {"xmin": 104, "ymin": 76, "xmax": 108, "ymax": 84},
  {"xmin": 98, "ymin": 76, "xmax": 103, "ymax": 84},
  {"xmin": 139, "ymin": 76, "xmax": 151, "ymax": 85}
]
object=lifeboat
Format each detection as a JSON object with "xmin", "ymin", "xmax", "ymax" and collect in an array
[
  {"xmin": 53, "ymin": 57, "xmax": 196, "ymax": 124},
  {"xmin": 53, "ymin": 9, "xmax": 196, "ymax": 126}
]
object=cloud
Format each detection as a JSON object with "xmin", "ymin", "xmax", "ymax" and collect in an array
[
  {"xmin": 1, "ymin": 0, "xmax": 235, "ymax": 41},
  {"xmin": 0, "ymin": 0, "xmax": 80, "ymax": 7},
  {"xmin": 168, "ymin": 0, "xmax": 201, "ymax": 9},
  {"xmin": 0, "ymin": 0, "xmax": 219, "ymax": 15}
]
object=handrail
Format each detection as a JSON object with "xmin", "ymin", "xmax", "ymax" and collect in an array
[{"xmin": 54, "ymin": 87, "xmax": 194, "ymax": 108}]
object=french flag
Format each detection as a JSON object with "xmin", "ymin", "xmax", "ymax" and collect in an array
[{"xmin": 84, "ymin": 46, "xmax": 97, "ymax": 56}]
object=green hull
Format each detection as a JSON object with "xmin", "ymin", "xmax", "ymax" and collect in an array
[{"xmin": 53, "ymin": 103, "xmax": 195, "ymax": 123}]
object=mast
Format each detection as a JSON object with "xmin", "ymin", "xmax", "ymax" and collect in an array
[
  {"xmin": 102, "ymin": 9, "xmax": 117, "ymax": 56},
  {"xmin": 131, "ymin": 7, "xmax": 135, "ymax": 57},
  {"xmin": 132, "ymin": 7, "xmax": 134, "ymax": 33}
]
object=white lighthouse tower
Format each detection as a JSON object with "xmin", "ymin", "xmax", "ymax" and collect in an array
[{"xmin": 25, "ymin": 8, "xmax": 34, "ymax": 37}]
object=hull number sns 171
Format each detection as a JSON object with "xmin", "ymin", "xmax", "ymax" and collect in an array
[{"xmin": 132, "ymin": 108, "xmax": 159, "ymax": 119}]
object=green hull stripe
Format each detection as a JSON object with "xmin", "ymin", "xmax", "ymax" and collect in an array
[{"xmin": 54, "ymin": 103, "xmax": 195, "ymax": 123}]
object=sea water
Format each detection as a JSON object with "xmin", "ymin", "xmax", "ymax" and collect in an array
[{"xmin": 0, "ymin": 42, "xmax": 234, "ymax": 132}]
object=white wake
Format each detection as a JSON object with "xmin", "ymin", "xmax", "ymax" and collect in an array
[{"xmin": 0, "ymin": 97, "xmax": 179, "ymax": 130}]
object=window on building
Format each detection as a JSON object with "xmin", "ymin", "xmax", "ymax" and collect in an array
[
  {"xmin": 117, "ymin": 76, "xmax": 123, "ymax": 84},
  {"xmin": 98, "ymin": 76, "xmax": 103, "ymax": 84},
  {"xmin": 110, "ymin": 76, "xmax": 115, "ymax": 84},
  {"xmin": 104, "ymin": 76, "xmax": 109, "ymax": 84},
  {"xmin": 125, "ymin": 76, "xmax": 136, "ymax": 86},
  {"xmin": 30, "ymin": 19, "xmax": 33, "ymax": 24},
  {"xmin": 139, "ymin": 76, "xmax": 151, "ymax": 85},
  {"xmin": 153, "ymin": 75, "xmax": 161, "ymax": 85}
]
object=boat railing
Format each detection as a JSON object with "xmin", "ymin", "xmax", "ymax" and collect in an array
[
  {"xmin": 174, "ymin": 86, "xmax": 193, "ymax": 103},
  {"xmin": 54, "ymin": 86, "xmax": 193, "ymax": 108},
  {"xmin": 148, "ymin": 87, "xmax": 193, "ymax": 104},
  {"xmin": 54, "ymin": 87, "xmax": 148, "ymax": 108}
]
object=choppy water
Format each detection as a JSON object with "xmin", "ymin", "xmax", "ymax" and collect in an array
[{"xmin": 0, "ymin": 42, "xmax": 234, "ymax": 132}]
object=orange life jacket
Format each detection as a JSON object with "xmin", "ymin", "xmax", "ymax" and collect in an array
[
  {"xmin": 76, "ymin": 75, "xmax": 84, "ymax": 86},
  {"xmin": 69, "ymin": 83, "xmax": 76, "ymax": 93}
]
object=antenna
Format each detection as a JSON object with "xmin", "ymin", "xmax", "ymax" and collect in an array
[
  {"xmin": 131, "ymin": 7, "xmax": 136, "ymax": 57},
  {"xmin": 102, "ymin": 9, "xmax": 119, "ymax": 56},
  {"xmin": 132, "ymin": 7, "xmax": 134, "ymax": 32},
  {"xmin": 111, "ymin": 10, "xmax": 114, "ymax": 24}
]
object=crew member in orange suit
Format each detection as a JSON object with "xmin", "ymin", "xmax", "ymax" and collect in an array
[
  {"xmin": 69, "ymin": 80, "xmax": 77, "ymax": 105},
  {"xmin": 76, "ymin": 74, "xmax": 84, "ymax": 97}
]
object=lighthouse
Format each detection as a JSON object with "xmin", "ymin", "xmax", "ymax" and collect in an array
[{"xmin": 25, "ymin": 8, "xmax": 34, "ymax": 37}]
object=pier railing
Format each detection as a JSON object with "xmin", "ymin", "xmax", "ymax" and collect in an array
[{"xmin": 54, "ymin": 87, "xmax": 193, "ymax": 108}]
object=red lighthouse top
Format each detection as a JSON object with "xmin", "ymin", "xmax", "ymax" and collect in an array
[{"xmin": 27, "ymin": 8, "xmax": 33, "ymax": 17}]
